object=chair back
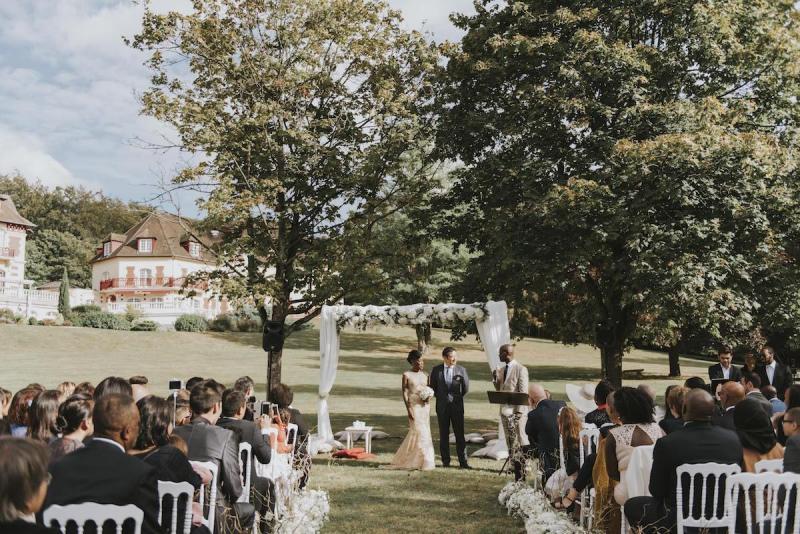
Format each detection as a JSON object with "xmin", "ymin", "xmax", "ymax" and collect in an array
[
  {"xmin": 238, "ymin": 441, "xmax": 253, "ymax": 503},
  {"xmin": 578, "ymin": 427, "xmax": 600, "ymax": 468},
  {"xmin": 624, "ymin": 445, "xmax": 655, "ymax": 499},
  {"xmin": 676, "ymin": 462, "xmax": 741, "ymax": 533},
  {"xmin": 756, "ymin": 459, "xmax": 784, "ymax": 473},
  {"xmin": 157, "ymin": 480, "xmax": 193, "ymax": 534},
  {"xmin": 727, "ymin": 472, "xmax": 800, "ymax": 534},
  {"xmin": 44, "ymin": 503, "xmax": 144, "ymax": 534},
  {"xmin": 190, "ymin": 460, "xmax": 219, "ymax": 530},
  {"xmin": 287, "ymin": 423, "xmax": 299, "ymax": 454}
]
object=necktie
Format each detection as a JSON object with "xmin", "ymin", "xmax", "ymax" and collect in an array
[{"xmin": 445, "ymin": 367, "xmax": 453, "ymax": 402}]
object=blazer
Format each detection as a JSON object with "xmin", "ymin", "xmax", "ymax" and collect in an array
[
  {"xmin": 429, "ymin": 364, "xmax": 469, "ymax": 410},
  {"xmin": 42, "ymin": 439, "xmax": 160, "ymax": 534},
  {"xmin": 756, "ymin": 362, "xmax": 794, "ymax": 400},
  {"xmin": 648, "ymin": 421, "xmax": 742, "ymax": 511},
  {"xmin": 524, "ymin": 399, "xmax": 566, "ymax": 456},
  {"xmin": 492, "ymin": 360, "xmax": 530, "ymax": 414},
  {"xmin": 784, "ymin": 433, "xmax": 800, "ymax": 474},
  {"xmin": 217, "ymin": 417, "xmax": 272, "ymax": 465},
  {"xmin": 173, "ymin": 417, "xmax": 243, "ymax": 504},
  {"xmin": 711, "ymin": 407, "xmax": 736, "ymax": 431},
  {"xmin": 708, "ymin": 363, "xmax": 742, "ymax": 383},
  {"xmin": 745, "ymin": 391, "xmax": 774, "ymax": 419},
  {"xmin": 1, "ymin": 521, "xmax": 59, "ymax": 534}
]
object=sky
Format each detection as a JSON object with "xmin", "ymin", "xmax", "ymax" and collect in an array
[{"xmin": 0, "ymin": 0, "xmax": 474, "ymax": 211}]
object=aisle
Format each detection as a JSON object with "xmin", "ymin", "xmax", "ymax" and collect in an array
[{"xmin": 311, "ymin": 452, "xmax": 522, "ymax": 533}]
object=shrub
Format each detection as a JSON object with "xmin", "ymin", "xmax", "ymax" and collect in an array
[
  {"xmin": 131, "ymin": 320, "xmax": 159, "ymax": 332},
  {"xmin": 0, "ymin": 309, "xmax": 23, "ymax": 324},
  {"xmin": 123, "ymin": 305, "xmax": 143, "ymax": 323},
  {"xmin": 74, "ymin": 311, "xmax": 132, "ymax": 330},
  {"xmin": 174, "ymin": 314, "xmax": 208, "ymax": 332},
  {"xmin": 209, "ymin": 314, "xmax": 236, "ymax": 332},
  {"xmin": 208, "ymin": 313, "xmax": 262, "ymax": 332},
  {"xmin": 71, "ymin": 304, "xmax": 102, "ymax": 314},
  {"xmin": 39, "ymin": 319, "xmax": 58, "ymax": 327},
  {"xmin": 28, "ymin": 316, "xmax": 39, "ymax": 326}
]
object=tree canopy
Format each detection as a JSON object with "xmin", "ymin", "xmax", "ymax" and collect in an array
[
  {"xmin": 436, "ymin": 0, "xmax": 800, "ymax": 385},
  {"xmin": 130, "ymin": 0, "xmax": 441, "ymax": 389}
]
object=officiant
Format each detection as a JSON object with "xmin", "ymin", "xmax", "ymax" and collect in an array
[{"xmin": 492, "ymin": 344, "xmax": 530, "ymax": 481}]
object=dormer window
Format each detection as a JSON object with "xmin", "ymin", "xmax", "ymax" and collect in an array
[
  {"xmin": 138, "ymin": 238, "xmax": 153, "ymax": 253},
  {"xmin": 103, "ymin": 242, "xmax": 111, "ymax": 257},
  {"xmin": 189, "ymin": 242, "xmax": 201, "ymax": 258}
]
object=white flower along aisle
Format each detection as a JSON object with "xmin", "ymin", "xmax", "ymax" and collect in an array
[
  {"xmin": 314, "ymin": 300, "xmax": 513, "ymax": 459},
  {"xmin": 499, "ymin": 482, "xmax": 587, "ymax": 534}
]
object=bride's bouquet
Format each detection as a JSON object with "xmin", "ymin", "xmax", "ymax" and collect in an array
[{"xmin": 419, "ymin": 386, "xmax": 434, "ymax": 402}]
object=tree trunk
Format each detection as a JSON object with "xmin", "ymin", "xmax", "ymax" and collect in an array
[
  {"xmin": 600, "ymin": 343, "xmax": 624, "ymax": 388},
  {"xmin": 668, "ymin": 345, "xmax": 681, "ymax": 377},
  {"xmin": 415, "ymin": 323, "xmax": 431, "ymax": 353},
  {"xmin": 267, "ymin": 346, "xmax": 283, "ymax": 400}
]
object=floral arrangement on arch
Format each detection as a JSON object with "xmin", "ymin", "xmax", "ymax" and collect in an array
[
  {"xmin": 333, "ymin": 303, "xmax": 489, "ymax": 331},
  {"xmin": 498, "ymin": 482, "xmax": 586, "ymax": 534}
]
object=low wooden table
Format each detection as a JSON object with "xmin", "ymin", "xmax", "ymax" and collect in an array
[{"xmin": 343, "ymin": 426, "xmax": 374, "ymax": 453}]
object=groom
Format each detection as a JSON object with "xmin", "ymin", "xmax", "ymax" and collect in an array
[{"xmin": 429, "ymin": 346, "xmax": 471, "ymax": 468}]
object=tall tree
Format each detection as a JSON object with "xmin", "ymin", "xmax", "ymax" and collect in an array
[
  {"xmin": 58, "ymin": 266, "xmax": 70, "ymax": 317},
  {"xmin": 436, "ymin": 1, "xmax": 800, "ymax": 386},
  {"xmin": 130, "ymin": 0, "xmax": 440, "ymax": 391}
]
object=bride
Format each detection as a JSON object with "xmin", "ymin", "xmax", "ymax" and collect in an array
[{"xmin": 390, "ymin": 349, "xmax": 435, "ymax": 470}]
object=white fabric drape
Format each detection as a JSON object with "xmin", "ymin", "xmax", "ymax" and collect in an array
[
  {"xmin": 474, "ymin": 300, "xmax": 512, "ymax": 459},
  {"xmin": 317, "ymin": 305, "xmax": 340, "ymax": 442}
]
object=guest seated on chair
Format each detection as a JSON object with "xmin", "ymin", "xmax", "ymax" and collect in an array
[
  {"xmin": 93, "ymin": 376, "xmax": 132, "ymax": 400},
  {"xmin": 625, "ymin": 389, "xmax": 743, "ymax": 533},
  {"xmin": 42, "ymin": 393, "xmax": 161, "ymax": 534},
  {"xmin": 741, "ymin": 371, "xmax": 773, "ymax": 418},
  {"xmin": 48, "ymin": 394, "xmax": 93, "ymax": 466},
  {"xmin": 9, "ymin": 388, "xmax": 40, "ymax": 438},
  {"xmin": 774, "ymin": 384, "xmax": 800, "ymax": 445},
  {"xmin": 26, "ymin": 391, "xmax": 60, "ymax": 444},
  {"xmin": 735, "ymin": 397, "xmax": 784, "ymax": 472},
  {"xmin": 584, "ymin": 380, "xmax": 614, "ymax": 427},
  {"xmin": 781, "ymin": 407, "xmax": 800, "ymax": 473},
  {"xmin": 658, "ymin": 386, "xmax": 687, "ymax": 435},
  {"xmin": 0, "ymin": 438, "xmax": 59, "ymax": 534},
  {"xmin": 762, "ymin": 385, "xmax": 786, "ymax": 415},
  {"xmin": 605, "ymin": 387, "xmax": 664, "ymax": 507},
  {"xmin": 525, "ymin": 383, "xmax": 566, "ymax": 484},
  {"xmin": 271, "ymin": 383, "xmax": 311, "ymax": 487},
  {"xmin": 712, "ymin": 381, "xmax": 745, "ymax": 431}
]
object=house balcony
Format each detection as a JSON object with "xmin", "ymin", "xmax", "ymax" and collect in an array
[
  {"xmin": 98, "ymin": 277, "xmax": 208, "ymax": 292},
  {"xmin": 0, "ymin": 247, "xmax": 17, "ymax": 259}
]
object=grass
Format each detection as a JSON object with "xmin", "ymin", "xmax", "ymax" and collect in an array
[{"xmin": 2, "ymin": 323, "xmax": 713, "ymax": 532}]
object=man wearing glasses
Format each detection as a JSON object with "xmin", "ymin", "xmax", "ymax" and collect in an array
[{"xmin": 783, "ymin": 407, "xmax": 800, "ymax": 473}]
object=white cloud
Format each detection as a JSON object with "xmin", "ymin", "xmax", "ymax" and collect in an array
[{"xmin": 0, "ymin": 125, "xmax": 80, "ymax": 188}]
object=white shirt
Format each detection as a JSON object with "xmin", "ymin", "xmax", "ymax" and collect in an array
[
  {"xmin": 721, "ymin": 365, "xmax": 730, "ymax": 379},
  {"xmin": 445, "ymin": 365, "xmax": 453, "ymax": 385},
  {"xmin": 93, "ymin": 437, "xmax": 125, "ymax": 453},
  {"xmin": 503, "ymin": 361, "xmax": 516, "ymax": 384},
  {"xmin": 766, "ymin": 361, "xmax": 777, "ymax": 384}
]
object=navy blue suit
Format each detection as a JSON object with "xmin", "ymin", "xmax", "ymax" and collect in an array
[{"xmin": 429, "ymin": 363, "xmax": 469, "ymax": 465}]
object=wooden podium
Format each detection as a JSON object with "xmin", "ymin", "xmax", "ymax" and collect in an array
[{"xmin": 487, "ymin": 390, "xmax": 530, "ymax": 406}]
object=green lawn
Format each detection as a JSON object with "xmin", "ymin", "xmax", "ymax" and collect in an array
[{"xmin": 2, "ymin": 323, "xmax": 712, "ymax": 533}]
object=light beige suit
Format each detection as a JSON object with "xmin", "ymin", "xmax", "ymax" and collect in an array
[{"xmin": 493, "ymin": 359, "xmax": 530, "ymax": 447}]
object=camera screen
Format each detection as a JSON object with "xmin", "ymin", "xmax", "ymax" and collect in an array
[
  {"xmin": 260, "ymin": 401, "xmax": 271, "ymax": 416},
  {"xmin": 168, "ymin": 380, "xmax": 182, "ymax": 390}
]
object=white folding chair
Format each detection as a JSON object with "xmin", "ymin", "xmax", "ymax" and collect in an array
[
  {"xmin": 190, "ymin": 460, "xmax": 219, "ymax": 531},
  {"xmin": 727, "ymin": 471, "xmax": 800, "ymax": 533},
  {"xmin": 158, "ymin": 480, "xmax": 193, "ymax": 534},
  {"xmin": 578, "ymin": 427, "xmax": 600, "ymax": 528},
  {"xmin": 238, "ymin": 441, "xmax": 253, "ymax": 504},
  {"xmin": 44, "ymin": 503, "xmax": 144, "ymax": 534},
  {"xmin": 287, "ymin": 423, "xmax": 299, "ymax": 462},
  {"xmin": 756, "ymin": 459, "xmax": 784, "ymax": 473},
  {"xmin": 676, "ymin": 462, "xmax": 741, "ymax": 533}
]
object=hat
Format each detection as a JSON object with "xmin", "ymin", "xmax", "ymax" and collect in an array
[{"xmin": 566, "ymin": 383, "xmax": 597, "ymax": 414}]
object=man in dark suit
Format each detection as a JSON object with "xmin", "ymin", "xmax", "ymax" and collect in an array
[
  {"xmin": 42, "ymin": 394, "xmax": 160, "ymax": 534},
  {"xmin": 525, "ymin": 383, "xmax": 566, "ymax": 483},
  {"xmin": 625, "ymin": 389, "xmax": 743, "ymax": 533},
  {"xmin": 218, "ymin": 389, "xmax": 273, "ymax": 527},
  {"xmin": 741, "ymin": 371, "xmax": 773, "ymax": 418},
  {"xmin": 429, "ymin": 346, "xmax": 470, "ymax": 468},
  {"xmin": 174, "ymin": 381, "xmax": 253, "ymax": 531},
  {"xmin": 711, "ymin": 381, "xmax": 744, "ymax": 431},
  {"xmin": 757, "ymin": 346, "xmax": 794, "ymax": 401},
  {"xmin": 708, "ymin": 346, "xmax": 742, "ymax": 383}
]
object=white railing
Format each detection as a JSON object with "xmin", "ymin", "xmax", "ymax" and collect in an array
[
  {"xmin": 0, "ymin": 285, "xmax": 59, "ymax": 305},
  {"xmin": 104, "ymin": 301, "xmax": 215, "ymax": 317}
]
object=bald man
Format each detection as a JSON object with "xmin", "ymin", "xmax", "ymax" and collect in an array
[
  {"xmin": 43, "ymin": 393, "xmax": 160, "ymax": 533},
  {"xmin": 524, "ymin": 383, "xmax": 566, "ymax": 484},
  {"xmin": 625, "ymin": 389, "xmax": 742, "ymax": 533},
  {"xmin": 712, "ymin": 381, "xmax": 745, "ymax": 431}
]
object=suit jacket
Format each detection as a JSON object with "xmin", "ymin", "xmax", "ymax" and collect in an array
[
  {"xmin": 746, "ymin": 391, "xmax": 774, "ymax": 419},
  {"xmin": 173, "ymin": 416, "xmax": 242, "ymax": 504},
  {"xmin": 1, "ymin": 521, "xmax": 59, "ymax": 534},
  {"xmin": 711, "ymin": 406, "xmax": 736, "ymax": 431},
  {"xmin": 756, "ymin": 362, "xmax": 794, "ymax": 400},
  {"xmin": 429, "ymin": 364, "xmax": 469, "ymax": 412},
  {"xmin": 42, "ymin": 439, "xmax": 160, "ymax": 534},
  {"xmin": 708, "ymin": 363, "xmax": 742, "ymax": 383},
  {"xmin": 648, "ymin": 421, "xmax": 742, "ymax": 512},
  {"xmin": 217, "ymin": 416, "xmax": 272, "ymax": 465},
  {"xmin": 524, "ymin": 399, "xmax": 566, "ymax": 456},
  {"xmin": 492, "ymin": 360, "xmax": 530, "ymax": 415}
]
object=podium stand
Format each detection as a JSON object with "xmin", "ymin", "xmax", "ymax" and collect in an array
[{"xmin": 487, "ymin": 391, "xmax": 530, "ymax": 477}]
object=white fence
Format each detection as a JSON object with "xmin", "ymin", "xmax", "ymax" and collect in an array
[
  {"xmin": 103, "ymin": 300, "xmax": 220, "ymax": 326},
  {"xmin": 0, "ymin": 285, "xmax": 95, "ymax": 320}
]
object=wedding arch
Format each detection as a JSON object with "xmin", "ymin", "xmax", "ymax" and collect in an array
[{"xmin": 316, "ymin": 300, "xmax": 512, "ymax": 459}]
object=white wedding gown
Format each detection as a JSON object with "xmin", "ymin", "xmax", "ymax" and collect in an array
[{"xmin": 390, "ymin": 370, "xmax": 435, "ymax": 470}]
